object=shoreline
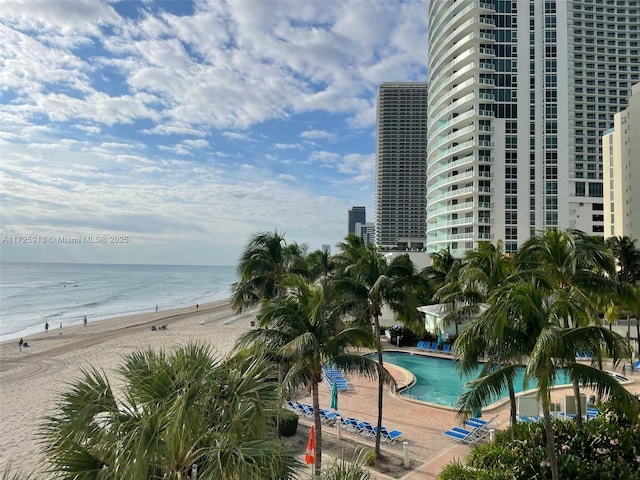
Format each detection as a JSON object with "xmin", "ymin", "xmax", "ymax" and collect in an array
[
  {"xmin": 0, "ymin": 293, "xmax": 234, "ymax": 344},
  {"xmin": 0, "ymin": 298, "xmax": 255, "ymax": 475}
]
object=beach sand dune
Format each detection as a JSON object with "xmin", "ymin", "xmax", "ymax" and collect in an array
[{"xmin": 0, "ymin": 299, "xmax": 253, "ymax": 476}]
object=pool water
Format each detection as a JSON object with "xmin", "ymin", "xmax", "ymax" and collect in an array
[{"xmin": 379, "ymin": 351, "xmax": 573, "ymax": 407}]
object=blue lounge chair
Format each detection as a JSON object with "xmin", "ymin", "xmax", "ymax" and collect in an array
[
  {"xmin": 416, "ymin": 340, "xmax": 426, "ymax": 350},
  {"xmin": 299, "ymin": 403, "xmax": 314, "ymax": 417},
  {"xmin": 441, "ymin": 343, "xmax": 452, "ymax": 354},
  {"xmin": 464, "ymin": 418, "xmax": 486, "ymax": 429},
  {"xmin": 634, "ymin": 359, "xmax": 640, "ymax": 370},
  {"xmin": 357, "ymin": 421, "xmax": 375, "ymax": 437},
  {"xmin": 319, "ymin": 409, "xmax": 339, "ymax": 424},
  {"xmin": 377, "ymin": 426, "xmax": 403, "ymax": 445},
  {"xmin": 426, "ymin": 342, "xmax": 438, "ymax": 352},
  {"xmin": 341, "ymin": 417, "xmax": 359, "ymax": 432},
  {"xmin": 517, "ymin": 415, "xmax": 540, "ymax": 423},
  {"xmin": 286, "ymin": 400, "xmax": 302, "ymax": 413},
  {"xmin": 443, "ymin": 427, "xmax": 474, "ymax": 443}
]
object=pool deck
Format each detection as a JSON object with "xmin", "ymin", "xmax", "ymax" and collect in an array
[{"xmin": 295, "ymin": 341, "xmax": 640, "ymax": 479}]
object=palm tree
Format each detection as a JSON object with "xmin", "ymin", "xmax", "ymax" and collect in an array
[
  {"xmin": 232, "ymin": 230, "xmax": 307, "ymax": 313},
  {"xmin": 333, "ymin": 238, "xmax": 422, "ymax": 458},
  {"xmin": 437, "ymin": 241, "xmax": 513, "ymax": 337},
  {"xmin": 513, "ymin": 228, "xmax": 623, "ymax": 424},
  {"xmin": 420, "ymin": 247, "xmax": 459, "ymax": 304},
  {"xmin": 456, "ymin": 279, "xmax": 638, "ymax": 480},
  {"xmin": 305, "ymin": 248, "xmax": 336, "ymax": 281},
  {"xmin": 236, "ymin": 274, "xmax": 382, "ymax": 477},
  {"xmin": 40, "ymin": 343, "xmax": 298, "ymax": 479}
]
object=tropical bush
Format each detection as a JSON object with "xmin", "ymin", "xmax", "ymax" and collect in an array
[
  {"xmin": 320, "ymin": 450, "xmax": 372, "ymax": 480},
  {"xmin": 278, "ymin": 409, "xmax": 299, "ymax": 437},
  {"xmin": 40, "ymin": 343, "xmax": 299, "ymax": 480},
  {"xmin": 438, "ymin": 415, "xmax": 640, "ymax": 480},
  {"xmin": 388, "ymin": 325, "xmax": 418, "ymax": 347}
]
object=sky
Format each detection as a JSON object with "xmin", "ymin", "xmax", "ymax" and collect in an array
[{"xmin": 0, "ymin": 0, "xmax": 428, "ymax": 266}]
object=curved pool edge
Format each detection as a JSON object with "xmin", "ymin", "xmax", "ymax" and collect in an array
[{"xmin": 375, "ymin": 349, "xmax": 636, "ymax": 413}]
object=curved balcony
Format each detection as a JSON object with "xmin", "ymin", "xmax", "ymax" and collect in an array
[
  {"xmin": 438, "ymin": 186, "xmax": 475, "ymax": 202},
  {"xmin": 429, "ymin": 91, "xmax": 476, "ymax": 123},
  {"xmin": 429, "ymin": 170, "xmax": 476, "ymax": 191},
  {"xmin": 428, "ymin": 110, "xmax": 475, "ymax": 142},
  {"xmin": 427, "ymin": 153, "xmax": 475, "ymax": 176},
  {"xmin": 429, "ymin": 124, "xmax": 475, "ymax": 153},
  {"xmin": 428, "ymin": 78, "xmax": 478, "ymax": 118}
]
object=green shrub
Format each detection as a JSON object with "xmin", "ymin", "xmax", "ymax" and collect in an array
[
  {"xmin": 388, "ymin": 325, "xmax": 419, "ymax": 347},
  {"xmin": 438, "ymin": 416, "xmax": 640, "ymax": 480},
  {"xmin": 278, "ymin": 410, "xmax": 298, "ymax": 437},
  {"xmin": 361, "ymin": 448, "xmax": 376, "ymax": 467}
]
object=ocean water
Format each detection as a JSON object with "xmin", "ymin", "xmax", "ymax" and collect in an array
[{"xmin": 0, "ymin": 262, "xmax": 239, "ymax": 342}]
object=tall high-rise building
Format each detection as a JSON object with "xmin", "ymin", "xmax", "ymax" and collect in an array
[
  {"xmin": 375, "ymin": 82, "xmax": 428, "ymax": 251},
  {"xmin": 603, "ymin": 82, "xmax": 640, "ymax": 241},
  {"xmin": 348, "ymin": 206, "xmax": 366, "ymax": 235},
  {"xmin": 427, "ymin": 0, "xmax": 639, "ymax": 257}
]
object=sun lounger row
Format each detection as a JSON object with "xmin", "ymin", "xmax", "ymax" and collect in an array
[
  {"xmin": 340, "ymin": 417, "xmax": 404, "ymax": 445},
  {"xmin": 443, "ymin": 415, "xmax": 498, "ymax": 445},
  {"xmin": 286, "ymin": 401, "xmax": 342, "ymax": 424},
  {"xmin": 286, "ymin": 401, "xmax": 404, "ymax": 446},
  {"xmin": 415, "ymin": 341, "xmax": 453, "ymax": 354},
  {"xmin": 322, "ymin": 366, "xmax": 349, "ymax": 391}
]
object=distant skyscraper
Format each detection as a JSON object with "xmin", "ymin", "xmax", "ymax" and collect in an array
[
  {"xmin": 427, "ymin": 0, "xmax": 639, "ymax": 257},
  {"xmin": 375, "ymin": 82, "xmax": 428, "ymax": 251},
  {"xmin": 348, "ymin": 206, "xmax": 366, "ymax": 235},
  {"xmin": 603, "ymin": 82, "xmax": 640, "ymax": 241}
]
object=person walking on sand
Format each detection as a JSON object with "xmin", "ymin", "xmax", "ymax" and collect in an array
[
  {"xmin": 83, "ymin": 316, "xmax": 87, "ymax": 327},
  {"xmin": 18, "ymin": 338, "xmax": 23, "ymax": 351},
  {"xmin": 59, "ymin": 322, "xmax": 62, "ymax": 335},
  {"xmin": 196, "ymin": 304, "xmax": 199, "ymax": 311},
  {"xmin": 45, "ymin": 322, "xmax": 49, "ymax": 333},
  {"xmin": 156, "ymin": 305, "xmax": 158, "ymax": 312}
]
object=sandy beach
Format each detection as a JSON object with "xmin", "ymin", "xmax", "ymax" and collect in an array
[{"xmin": 0, "ymin": 299, "xmax": 254, "ymax": 476}]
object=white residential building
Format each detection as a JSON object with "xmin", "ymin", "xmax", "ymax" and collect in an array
[
  {"xmin": 603, "ymin": 82, "xmax": 640, "ymax": 240},
  {"xmin": 427, "ymin": 0, "xmax": 640, "ymax": 256}
]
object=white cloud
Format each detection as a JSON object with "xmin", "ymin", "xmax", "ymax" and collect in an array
[
  {"xmin": 0, "ymin": 0, "xmax": 426, "ymax": 264},
  {"xmin": 300, "ymin": 129, "xmax": 335, "ymax": 141},
  {"xmin": 273, "ymin": 143, "xmax": 302, "ymax": 150}
]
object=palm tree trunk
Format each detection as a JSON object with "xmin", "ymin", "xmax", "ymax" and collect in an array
[
  {"xmin": 374, "ymin": 315, "xmax": 383, "ymax": 459},
  {"xmin": 572, "ymin": 380, "xmax": 583, "ymax": 427},
  {"xmin": 507, "ymin": 379, "xmax": 517, "ymax": 438},
  {"xmin": 541, "ymin": 401, "xmax": 560, "ymax": 480},
  {"xmin": 312, "ymin": 380, "xmax": 322, "ymax": 477},
  {"xmin": 636, "ymin": 316, "xmax": 640, "ymax": 356}
]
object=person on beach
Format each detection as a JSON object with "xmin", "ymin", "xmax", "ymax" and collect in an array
[
  {"xmin": 196, "ymin": 304, "xmax": 199, "ymax": 311},
  {"xmin": 59, "ymin": 322, "xmax": 62, "ymax": 335},
  {"xmin": 18, "ymin": 338, "xmax": 23, "ymax": 351},
  {"xmin": 83, "ymin": 316, "xmax": 87, "ymax": 326},
  {"xmin": 156, "ymin": 305, "xmax": 158, "ymax": 312},
  {"xmin": 45, "ymin": 322, "xmax": 49, "ymax": 333}
]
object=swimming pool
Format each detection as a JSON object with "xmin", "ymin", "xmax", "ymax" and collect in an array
[{"xmin": 378, "ymin": 351, "xmax": 573, "ymax": 407}]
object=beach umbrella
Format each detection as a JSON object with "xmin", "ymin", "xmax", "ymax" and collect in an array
[
  {"xmin": 330, "ymin": 381, "xmax": 339, "ymax": 410},
  {"xmin": 304, "ymin": 425, "xmax": 316, "ymax": 465}
]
